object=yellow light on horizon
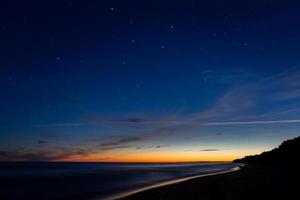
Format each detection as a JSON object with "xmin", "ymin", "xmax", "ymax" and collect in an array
[{"xmin": 59, "ymin": 148, "xmax": 266, "ymax": 162}]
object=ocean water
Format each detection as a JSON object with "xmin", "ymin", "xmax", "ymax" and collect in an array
[{"xmin": 0, "ymin": 162, "xmax": 239, "ymax": 200}]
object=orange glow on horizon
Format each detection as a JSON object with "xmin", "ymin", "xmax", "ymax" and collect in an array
[{"xmin": 58, "ymin": 148, "xmax": 265, "ymax": 163}]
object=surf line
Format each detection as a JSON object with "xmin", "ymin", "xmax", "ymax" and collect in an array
[{"xmin": 103, "ymin": 164, "xmax": 244, "ymax": 200}]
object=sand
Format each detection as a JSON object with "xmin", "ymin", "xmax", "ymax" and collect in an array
[{"xmin": 120, "ymin": 164, "xmax": 299, "ymax": 200}]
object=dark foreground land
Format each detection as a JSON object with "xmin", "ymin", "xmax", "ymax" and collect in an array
[
  {"xmin": 123, "ymin": 136, "xmax": 300, "ymax": 200},
  {"xmin": 121, "ymin": 164, "xmax": 299, "ymax": 200}
]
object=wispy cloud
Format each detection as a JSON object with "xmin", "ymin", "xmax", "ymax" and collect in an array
[
  {"xmin": 201, "ymin": 68, "xmax": 257, "ymax": 84},
  {"xmin": 192, "ymin": 67, "xmax": 300, "ymax": 122},
  {"xmin": 155, "ymin": 145, "xmax": 169, "ymax": 148},
  {"xmin": 85, "ymin": 114, "xmax": 182, "ymax": 127},
  {"xmin": 99, "ymin": 145, "xmax": 132, "ymax": 151},
  {"xmin": 0, "ymin": 147, "xmax": 90, "ymax": 161},
  {"xmin": 203, "ymin": 119, "xmax": 300, "ymax": 126},
  {"xmin": 200, "ymin": 149, "xmax": 221, "ymax": 151},
  {"xmin": 97, "ymin": 127, "xmax": 176, "ymax": 151},
  {"xmin": 184, "ymin": 149, "xmax": 222, "ymax": 152},
  {"xmin": 32, "ymin": 123, "xmax": 83, "ymax": 128},
  {"xmin": 37, "ymin": 140, "xmax": 48, "ymax": 144},
  {"xmin": 271, "ymin": 89, "xmax": 300, "ymax": 101}
]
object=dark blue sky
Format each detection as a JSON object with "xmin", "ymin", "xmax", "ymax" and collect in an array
[{"xmin": 1, "ymin": 0, "xmax": 300, "ymax": 161}]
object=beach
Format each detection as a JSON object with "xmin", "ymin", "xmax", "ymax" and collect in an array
[
  {"xmin": 120, "ymin": 164, "xmax": 299, "ymax": 200},
  {"xmin": 108, "ymin": 165, "xmax": 241, "ymax": 200}
]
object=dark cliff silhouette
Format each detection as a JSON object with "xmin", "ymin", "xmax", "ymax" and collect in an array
[{"xmin": 233, "ymin": 136, "xmax": 300, "ymax": 165}]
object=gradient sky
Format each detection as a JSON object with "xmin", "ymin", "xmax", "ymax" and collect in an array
[{"xmin": 1, "ymin": 0, "xmax": 300, "ymax": 162}]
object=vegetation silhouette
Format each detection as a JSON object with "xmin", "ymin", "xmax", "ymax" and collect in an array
[{"xmin": 234, "ymin": 136, "xmax": 300, "ymax": 165}]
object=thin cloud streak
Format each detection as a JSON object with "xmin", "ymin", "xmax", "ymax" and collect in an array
[
  {"xmin": 203, "ymin": 119, "xmax": 300, "ymax": 126},
  {"xmin": 185, "ymin": 149, "xmax": 222, "ymax": 152},
  {"xmin": 32, "ymin": 123, "xmax": 83, "ymax": 128}
]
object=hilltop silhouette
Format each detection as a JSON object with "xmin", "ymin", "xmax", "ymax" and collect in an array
[{"xmin": 234, "ymin": 136, "xmax": 300, "ymax": 165}]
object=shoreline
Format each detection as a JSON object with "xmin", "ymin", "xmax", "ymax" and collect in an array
[
  {"xmin": 104, "ymin": 164, "xmax": 243, "ymax": 200},
  {"xmin": 118, "ymin": 164, "xmax": 300, "ymax": 200}
]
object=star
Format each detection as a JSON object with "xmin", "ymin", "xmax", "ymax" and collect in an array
[
  {"xmin": 110, "ymin": 7, "xmax": 114, "ymax": 11},
  {"xmin": 56, "ymin": 56, "xmax": 60, "ymax": 61},
  {"xmin": 161, "ymin": 45, "xmax": 166, "ymax": 49},
  {"xmin": 131, "ymin": 39, "xmax": 135, "ymax": 43},
  {"xmin": 170, "ymin": 25, "xmax": 174, "ymax": 30}
]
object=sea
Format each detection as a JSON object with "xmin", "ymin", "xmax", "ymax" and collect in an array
[{"xmin": 0, "ymin": 162, "xmax": 240, "ymax": 200}]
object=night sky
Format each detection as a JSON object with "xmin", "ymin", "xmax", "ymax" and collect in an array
[{"xmin": 1, "ymin": 0, "xmax": 300, "ymax": 162}]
